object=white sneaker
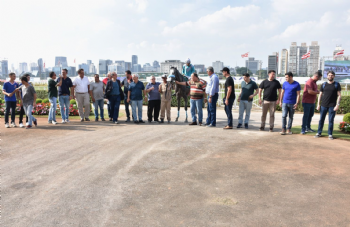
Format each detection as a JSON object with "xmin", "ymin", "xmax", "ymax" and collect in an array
[
  {"xmin": 52, "ymin": 121, "xmax": 57, "ymax": 125},
  {"xmin": 11, "ymin": 122, "xmax": 16, "ymax": 127},
  {"xmin": 5, "ymin": 123, "xmax": 9, "ymax": 128},
  {"xmin": 61, "ymin": 120, "xmax": 66, "ymax": 123},
  {"xmin": 19, "ymin": 123, "xmax": 24, "ymax": 128},
  {"xmin": 65, "ymin": 119, "xmax": 70, "ymax": 123},
  {"xmin": 26, "ymin": 122, "xmax": 29, "ymax": 126}
]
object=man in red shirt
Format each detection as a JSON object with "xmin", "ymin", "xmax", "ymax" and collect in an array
[
  {"xmin": 301, "ymin": 71, "xmax": 322, "ymax": 134},
  {"xmin": 102, "ymin": 72, "xmax": 112, "ymax": 120}
]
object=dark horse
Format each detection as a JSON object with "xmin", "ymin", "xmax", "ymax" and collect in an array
[{"xmin": 169, "ymin": 67, "xmax": 190, "ymax": 122}]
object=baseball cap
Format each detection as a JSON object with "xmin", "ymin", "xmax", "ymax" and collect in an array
[{"xmin": 161, "ymin": 74, "xmax": 167, "ymax": 78}]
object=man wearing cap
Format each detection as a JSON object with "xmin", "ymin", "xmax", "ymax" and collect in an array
[
  {"xmin": 182, "ymin": 58, "xmax": 195, "ymax": 79},
  {"xmin": 222, "ymin": 67, "xmax": 235, "ymax": 129},
  {"xmin": 159, "ymin": 74, "xmax": 173, "ymax": 123},
  {"xmin": 205, "ymin": 66, "xmax": 219, "ymax": 127}
]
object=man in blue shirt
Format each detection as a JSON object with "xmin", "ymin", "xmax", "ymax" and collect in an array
[
  {"xmin": 145, "ymin": 76, "xmax": 161, "ymax": 123},
  {"xmin": 127, "ymin": 74, "xmax": 146, "ymax": 124},
  {"xmin": 279, "ymin": 72, "xmax": 301, "ymax": 135},
  {"xmin": 205, "ymin": 66, "xmax": 219, "ymax": 127},
  {"xmin": 57, "ymin": 69, "xmax": 73, "ymax": 123},
  {"xmin": 182, "ymin": 58, "xmax": 195, "ymax": 79},
  {"xmin": 2, "ymin": 73, "xmax": 19, "ymax": 128}
]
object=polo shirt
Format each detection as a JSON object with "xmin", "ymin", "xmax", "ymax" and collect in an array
[
  {"xmin": 282, "ymin": 81, "xmax": 301, "ymax": 104},
  {"xmin": 146, "ymin": 82, "xmax": 161, "ymax": 100},
  {"xmin": 48, "ymin": 78, "xmax": 58, "ymax": 98},
  {"xmin": 57, "ymin": 77, "xmax": 73, "ymax": 96},
  {"xmin": 302, "ymin": 78, "xmax": 318, "ymax": 104},
  {"xmin": 73, "ymin": 76, "xmax": 90, "ymax": 93},
  {"xmin": 3, "ymin": 81, "xmax": 19, "ymax": 102},
  {"xmin": 240, "ymin": 80, "xmax": 258, "ymax": 101},
  {"xmin": 129, "ymin": 81, "xmax": 145, "ymax": 101}
]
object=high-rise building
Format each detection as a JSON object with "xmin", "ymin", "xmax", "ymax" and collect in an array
[
  {"xmin": 132, "ymin": 55, "xmax": 138, "ymax": 66},
  {"xmin": 89, "ymin": 63, "xmax": 96, "ymax": 74},
  {"xmin": 19, "ymin": 62, "xmax": 28, "ymax": 73},
  {"xmin": 288, "ymin": 42, "xmax": 308, "ymax": 76},
  {"xmin": 78, "ymin": 63, "xmax": 89, "ymax": 74},
  {"xmin": 125, "ymin": 62, "xmax": 132, "ymax": 71},
  {"xmin": 52, "ymin": 66, "xmax": 61, "ymax": 77},
  {"xmin": 38, "ymin": 58, "xmax": 44, "ymax": 71},
  {"xmin": 133, "ymin": 64, "xmax": 142, "ymax": 73},
  {"xmin": 114, "ymin": 61, "xmax": 125, "ymax": 74},
  {"xmin": 194, "ymin": 64, "xmax": 205, "ymax": 73},
  {"xmin": 143, "ymin": 63, "xmax": 156, "ymax": 72},
  {"xmin": 245, "ymin": 57, "xmax": 261, "ymax": 74},
  {"xmin": 55, "ymin": 56, "xmax": 68, "ymax": 67},
  {"xmin": 160, "ymin": 60, "xmax": 184, "ymax": 74},
  {"xmin": 65, "ymin": 66, "xmax": 76, "ymax": 77},
  {"xmin": 86, "ymin": 60, "xmax": 92, "ymax": 73},
  {"xmin": 99, "ymin": 59, "xmax": 112, "ymax": 75},
  {"xmin": 212, "ymin": 61, "xmax": 224, "ymax": 73},
  {"xmin": 307, "ymin": 41, "xmax": 320, "ymax": 76},
  {"xmin": 0, "ymin": 60, "xmax": 9, "ymax": 78},
  {"xmin": 30, "ymin": 62, "xmax": 38, "ymax": 71},
  {"xmin": 298, "ymin": 43, "xmax": 308, "ymax": 76},
  {"xmin": 268, "ymin": 52, "xmax": 279, "ymax": 73},
  {"xmin": 280, "ymin": 49, "xmax": 288, "ymax": 75}
]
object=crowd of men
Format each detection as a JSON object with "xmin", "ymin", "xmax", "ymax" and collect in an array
[{"xmin": 2, "ymin": 61, "xmax": 342, "ymax": 139}]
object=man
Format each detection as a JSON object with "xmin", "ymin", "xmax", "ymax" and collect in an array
[
  {"xmin": 105, "ymin": 72, "xmax": 124, "ymax": 124},
  {"xmin": 48, "ymin": 72, "xmax": 63, "ymax": 125},
  {"xmin": 258, "ymin": 70, "xmax": 282, "ymax": 132},
  {"xmin": 102, "ymin": 72, "xmax": 112, "ymax": 121},
  {"xmin": 145, "ymin": 76, "xmax": 161, "ymax": 123},
  {"xmin": 315, "ymin": 71, "xmax": 341, "ymax": 140},
  {"xmin": 57, "ymin": 69, "xmax": 73, "ymax": 123},
  {"xmin": 19, "ymin": 75, "xmax": 37, "ymax": 129},
  {"xmin": 3, "ymin": 73, "xmax": 19, "ymax": 128},
  {"xmin": 121, "ymin": 70, "xmax": 133, "ymax": 122},
  {"xmin": 222, "ymin": 67, "xmax": 235, "ymax": 129},
  {"xmin": 90, "ymin": 74, "xmax": 105, "ymax": 121},
  {"xmin": 159, "ymin": 74, "xmax": 173, "ymax": 123},
  {"xmin": 127, "ymin": 74, "xmax": 145, "ymax": 124},
  {"xmin": 182, "ymin": 58, "xmax": 195, "ymax": 79},
  {"xmin": 237, "ymin": 73, "xmax": 258, "ymax": 129},
  {"xmin": 279, "ymin": 72, "xmax": 301, "ymax": 135},
  {"xmin": 72, "ymin": 69, "xmax": 91, "ymax": 122},
  {"xmin": 18, "ymin": 74, "xmax": 30, "ymax": 128},
  {"xmin": 301, "ymin": 71, "xmax": 322, "ymax": 134},
  {"xmin": 176, "ymin": 73, "xmax": 206, "ymax": 126},
  {"xmin": 205, "ymin": 66, "xmax": 219, "ymax": 127}
]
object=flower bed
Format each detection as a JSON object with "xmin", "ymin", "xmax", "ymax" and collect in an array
[{"xmin": 339, "ymin": 122, "xmax": 350, "ymax": 133}]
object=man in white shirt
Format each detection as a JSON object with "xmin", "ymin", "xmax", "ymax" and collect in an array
[{"xmin": 72, "ymin": 69, "xmax": 91, "ymax": 122}]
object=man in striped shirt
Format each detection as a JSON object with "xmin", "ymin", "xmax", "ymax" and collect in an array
[{"xmin": 176, "ymin": 73, "xmax": 206, "ymax": 126}]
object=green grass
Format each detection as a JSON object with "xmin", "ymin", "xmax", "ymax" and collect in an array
[{"xmin": 291, "ymin": 124, "xmax": 350, "ymax": 141}]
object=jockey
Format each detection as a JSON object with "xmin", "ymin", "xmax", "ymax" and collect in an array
[{"xmin": 182, "ymin": 58, "xmax": 195, "ymax": 80}]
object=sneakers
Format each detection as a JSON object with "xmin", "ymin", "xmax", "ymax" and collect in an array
[
  {"xmin": 306, "ymin": 128, "xmax": 316, "ymax": 133},
  {"xmin": 85, "ymin": 118, "xmax": 90, "ymax": 121},
  {"xmin": 19, "ymin": 123, "xmax": 24, "ymax": 128},
  {"xmin": 329, "ymin": 135, "xmax": 334, "ymax": 140},
  {"xmin": 223, "ymin": 126, "xmax": 233, "ymax": 129},
  {"xmin": 244, "ymin": 123, "xmax": 248, "ymax": 129},
  {"xmin": 206, "ymin": 124, "xmax": 215, "ymax": 127},
  {"xmin": 259, "ymin": 127, "xmax": 264, "ymax": 131},
  {"xmin": 139, "ymin": 120, "xmax": 145, "ymax": 123},
  {"xmin": 237, "ymin": 124, "xmax": 242, "ymax": 128},
  {"xmin": 300, "ymin": 131, "xmax": 305, "ymax": 135},
  {"xmin": 101, "ymin": 118, "xmax": 106, "ymax": 121},
  {"xmin": 33, "ymin": 119, "xmax": 37, "ymax": 127},
  {"xmin": 48, "ymin": 120, "xmax": 52, "ymax": 124},
  {"xmin": 189, "ymin": 122, "xmax": 197, "ymax": 125},
  {"xmin": 62, "ymin": 120, "xmax": 66, "ymax": 124},
  {"xmin": 314, "ymin": 134, "xmax": 321, "ymax": 138},
  {"xmin": 80, "ymin": 118, "xmax": 85, "ymax": 122},
  {"xmin": 5, "ymin": 123, "xmax": 9, "ymax": 128},
  {"xmin": 280, "ymin": 131, "xmax": 286, "ymax": 135},
  {"xmin": 114, "ymin": 121, "xmax": 119, "ymax": 124},
  {"xmin": 269, "ymin": 128, "xmax": 273, "ymax": 132},
  {"xmin": 95, "ymin": 118, "xmax": 99, "ymax": 122},
  {"xmin": 52, "ymin": 121, "xmax": 57, "ymax": 125},
  {"xmin": 26, "ymin": 125, "xmax": 32, "ymax": 129},
  {"xmin": 65, "ymin": 119, "xmax": 70, "ymax": 123},
  {"xmin": 11, "ymin": 122, "xmax": 16, "ymax": 127},
  {"xmin": 109, "ymin": 118, "xmax": 113, "ymax": 121},
  {"xmin": 125, "ymin": 118, "xmax": 130, "ymax": 122}
]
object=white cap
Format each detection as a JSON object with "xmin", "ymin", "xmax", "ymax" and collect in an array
[{"xmin": 186, "ymin": 58, "xmax": 191, "ymax": 64}]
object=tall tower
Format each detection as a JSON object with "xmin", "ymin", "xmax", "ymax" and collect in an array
[
  {"xmin": 307, "ymin": 41, "xmax": 320, "ymax": 76},
  {"xmin": 132, "ymin": 55, "xmax": 138, "ymax": 66}
]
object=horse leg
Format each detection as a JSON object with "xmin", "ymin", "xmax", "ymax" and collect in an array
[
  {"xmin": 184, "ymin": 96, "xmax": 188, "ymax": 123},
  {"xmin": 175, "ymin": 96, "xmax": 180, "ymax": 122}
]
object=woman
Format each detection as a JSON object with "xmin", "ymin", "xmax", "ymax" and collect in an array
[{"xmin": 105, "ymin": 72, "xmax": 124, "ymax": 124}]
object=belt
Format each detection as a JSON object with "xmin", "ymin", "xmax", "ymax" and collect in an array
[
  {"xmin": 76, "ymin": 92, "xmax": 87, "ymax": 94},
  {"xmin": 61, "ymin": 94, "xmax": 69, "ymax": 96}
]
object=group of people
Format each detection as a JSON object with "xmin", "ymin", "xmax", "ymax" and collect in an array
[{"xmin": 2, "ymin": 61, "xmax": 342, "ymax": 139}]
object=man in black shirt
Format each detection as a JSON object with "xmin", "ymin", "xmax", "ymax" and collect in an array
[
  {"xmin": 258, "ymin": 70, "xmax": 282, "ymax": 132},
  {"xmin": 122, "ymin": 70, "xmax": 133, "ymax": 122},
  {"xmin": 315, "ymin": 71, "xmax": 342, "ymax": 140},
  {"xmin": 222, "ymin": 67, "xmax": 235, "ymax": 129},
  {"xmin": 57, "ymin": 69, "xmax": 73, "ymax": 123}
]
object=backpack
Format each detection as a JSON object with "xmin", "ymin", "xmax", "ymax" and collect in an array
[{"xmin": 322, "ymin": 81, "xmax": 339, "ymax": 90}]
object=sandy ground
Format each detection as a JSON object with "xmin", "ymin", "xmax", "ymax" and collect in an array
[{"xmin": 1, "ymin": 106, "xmax": 349, "ymax": 227}]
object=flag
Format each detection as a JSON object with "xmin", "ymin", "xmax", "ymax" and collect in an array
[
  {"xmin": 74, "ymin": 59, "xmax": 76, "ymax": 63},
  {"xmin": 334, "ymin": 50, "xmax": 344, "ymax": 59},
  {"xmin": 241, "ymin": 52, "xmax": 249, "ymax": 58},
  {"xmin": 301, "ymin": 51, "xmax": 310, "ymax": 59}
]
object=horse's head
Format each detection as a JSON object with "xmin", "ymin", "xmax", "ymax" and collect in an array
[{"xmin": 170, "ymin": 67, "xmax": 182, "ymax": 82}]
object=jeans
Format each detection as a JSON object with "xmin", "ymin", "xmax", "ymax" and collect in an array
[
  {"xmin": 318, "ymin": 106, "xmax": 336, "ymax": 135},
  {"xmin": 238, "ymin": 100, "xmax": 253, "ymax": 124},
  {"xmin": 5, "ymin": 101, "xmax": 16, "ymax": 124},
  {"xmin": 124, "ymin": 96, "xmax": 131, "ymax": 119},
  {"xmin": 302, "ymin": 103, "xmax": 315, "ymax": 131},
  {"xmin": 19, "ymin": 106, "xmax": 28, "ymax": 124},
  {"xmin": 223, "ymin": 98, "xmax": 234, "ymax": 127},
  {"xmin": 190, "ymin": 98, "xmax": 203, "ymax": 123},
  {"xmin": 282, "ymin": 103, "xmax": 295, "ymax": 130},
  {"xmin": 131, "ymin": 100, "xmax": 143, "ymax": 121},
  {"xmin": 109, "ymin": 95, "xmax": 121, "ymax": 122},
  {"xmin": 59, "ymin": 95, "xmax": 70, "ymax": 121},
  {"xmin": 107, "ymin": 101, "xmax": 111, "ymax": 118},
  {"xmin": 93, "ymin": 99, "xmax": 104, "ymax": 119},
  {"xmin": 23, "ymin": 104, "xmax": 36, "ymax": 126},
  {"xmin": 48, "ymin": 97, "xmax": 57, "ymax": 122},
  {"xmin": 206, "ymin": 93, "xmax": 218, "ymax": 126}
]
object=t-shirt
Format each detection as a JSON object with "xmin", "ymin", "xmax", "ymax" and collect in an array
[
  {"xmin": 57, "ymin": 77, "xmax": 73, "ymax": 96},
  {"xmin": 146, "ymin": 82, "xmax": 161, "ymax": 101},
  {"xmin": 282, "ymin": 81, "xmax": 301, "ymax": 104},
  {"xmin": 240, "ymin": 80, "xmax": 258, "ymax": 101},
  {"xmin": 111, "ymin": 81, "xmax": 120, "ymax": 96},
  {"xmin": 21, "ymin": 85, "xmax": 36, "ymax": 106},
  {"xmin": 48, "ymin": 78, "xmax": 58, "ymax": 98},
  {"xmin": 224, "ymin": 76, "xmax": 235, "ymax": 100},
  {"xmin": 90, "ymin": 81, "xmax": 105, "ymax": 100},
  {"xmin": 73, "ymin": 76, "xmax": 90, "ymax": 93},
  {"xmin": 129, "ymin": 81, "xmax": 145, "ymax": 101},
  {"xmin": 186, "ymin": 80, "xmax": 206, "ymax": 100},
  {"xmin": 320, "ymin": 82, "xmax": 341, "ymax": 107},
  {"xmin": 122, "ymin": 78, "xmax": 133, "ymax": 94},
  {"xmin": 259, "ymin": 79, "xmax": 282, "ymax": 101},
  {"xmin": 302, "ymin": 78, "xmax": 318, "ymax": 104},
  {"xmin": 3, "ymin": 81, "xmax": 19, "ymax": 102},
  {"xmin": 102, "ymin": 77, "xmax": 109, "ymax": 85}
]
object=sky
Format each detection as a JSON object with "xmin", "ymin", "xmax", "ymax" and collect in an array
[{"xmin": 1, "ymin": 0, "xmax": 350, "ymax": 70}]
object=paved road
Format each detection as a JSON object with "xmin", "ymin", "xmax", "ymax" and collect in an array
[{"xmin": 1, "ymin": 107, "xmax": 349, "ymax": 226}]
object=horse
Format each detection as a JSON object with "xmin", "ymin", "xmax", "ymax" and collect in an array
[{"xmin": 169, "ymin": 67, "xmax": 190, "ymax": 123}]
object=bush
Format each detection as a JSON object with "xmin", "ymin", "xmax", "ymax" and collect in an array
[
  {"xmin": 42, "ymin": 98, "xmax": 50, "ymax": 103},
  {"xmin": 36, "ymin": 99, "xmax": 42, "ymax": 104},
  {"xmin": 344, "ymin": 113, "xmax": 350, "ymax": 123},
  {"xmin": 36, "ymin": 90, "xmax": 49, "ymax": 99},
  {"xmin": 0, "ymin": 99, "xmax": 4, "ymax": 104},
  {"xmin": 70, "ymin": 99, "xmax": 76, "ymax": 105}
]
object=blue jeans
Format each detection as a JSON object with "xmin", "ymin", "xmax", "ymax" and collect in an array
[
  {"xmin": 48, "ymin": 97, "xmax": 57, "ymax": 122},
  {"xmin": 206, "ymin": 93, "xmax": 218, "ymax": 126},
  {"xmin": 131, "ymin": 100, "xmax": 143, "ymax": 121},
  {"xmin": 224, "ymin": 98, "xmax": 234, "ymax": 127},
  {"xmin": 124, "ymin": 96, "xmax": 131, "ymax": 119},
  {"xmin": 282, "ymin": 103, "xmax": 295, "ymax": 130},
  {"xmin": 23, "ymin": 104, "xmax": 36, "ymax": 126},
  {"xmin": 302, "ymin": 103, "xmax": 315, "ymax": 131},
  {"xmin": 318, "ymin": 106, "xmax": 336, "ymax": 135},
  {"xmin": 190, "ymin": 98, "xmax": 203, "ymax": 123},
  {"xmin": 59, "ymin": 95, "xmax": 70, "ymax": 121},
  {"xmin": 109, "ymin": 95, "xmax": 121, "ymax": 122},
  {"xmin": 94, "ymin": 99, "xmax": 104, "ymax": 119},
  {"xmin": 5, "ymin": 101, "xmax": 16, "ymax": 124},
  {"xmin": 238, "ymin": 100, "xmax": 253, "ymax": 124}
]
